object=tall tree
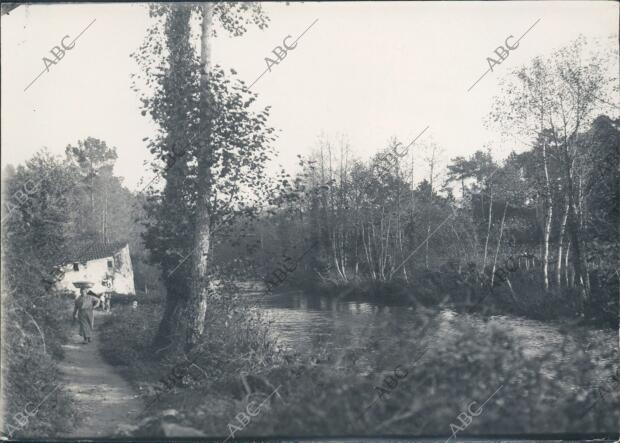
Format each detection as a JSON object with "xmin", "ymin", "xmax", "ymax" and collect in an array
[
  {"xmin": 134, "ymin": 3, "xmax": 272, "ymax": 349},
  {"xmin": 422, "ymin": 141, "xmax": 444, "ymax": 269},
  {"xmin": 189, "ymin": 3, "xmax": 215, "ymax": 348},
  {"xmin": 490, "ymin": 37, "xmax": 617, "ymax": 303},
  {"xmin": 446, "ymin": 156, "xmax": 475, "ymax": 199},
  {"xmin": 65, "ymin": 137, "xmax": 118, "ymax": 243}
]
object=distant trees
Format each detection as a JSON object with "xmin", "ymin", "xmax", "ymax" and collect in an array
[
  {"xmin": 3, "ymin": 139, "xmax": 145, "ymax": 285},
  {"xmin": 64, "ymin": 137, "xmax": 119, "ymax": 245},
  {"xmin": 255, "ymin": 111, "xmax": 616, "ymax": 311},
  {"xmin": 259, "ymin": 136, "xmax": 456, "ymax": 285},
  {"xmin": 245, "ymin": 39, "xmax": 617, "ymax": 316}
]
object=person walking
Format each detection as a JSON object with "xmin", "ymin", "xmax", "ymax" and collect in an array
[{"xmin": 73, "ymin": 287, "xmax": 98, "ymax": 344}]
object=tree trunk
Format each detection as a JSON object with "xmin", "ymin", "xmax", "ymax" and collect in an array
[
  {"xmin": 490, "ymin": 202, "xmax": 508, "ymax": 287},
  {"xmin": 556, "ymin": 200, "xmax": 569, "ymax": 287},
  {"xmin": 543, "ymin": 204, "xmax": 552, "ymax": 290},
  {"xmin": 186, "ymin": 3, "xmax": 214, "ymax": 350},
  {"xmin": 90, "ymin": 159, "xmax": 95, "ymax": 218},
  {"xmin": 541, "ymin": 141, "xmax": 552, "ymax": 291},
  {"xmin": 482, "ymin": 191, "xmax": 493, "ymax": 271},
  {"xmin": 564, "ymin": 240, "xmax": 571, "ymax": 286},
  {"xmin": 150, "ymin": 6, "xmax": 193, "ymax": 349},
  {"xmin": 562, "ymin": 146, "xmax": 589, "ymax": 308},
  {"xmin": 549, "ymin": 112, "xmax": 589, "ymax": 307},
  {"xmin": 102, "ymin": 184, "xmax": 108, "ymax": 244},
  {"xmin": 154, "ymin": 294, "xmax": 185, "ymax": 351}
]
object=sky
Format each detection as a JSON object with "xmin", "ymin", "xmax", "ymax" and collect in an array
[{"xmin": 1, "ymin": 1, "xmax": 618, "ymax": 191}]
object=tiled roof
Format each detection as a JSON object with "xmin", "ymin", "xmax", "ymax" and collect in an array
[{"xmin": 66, "ymin": 241, "xmax": 128, "ymax": 263}]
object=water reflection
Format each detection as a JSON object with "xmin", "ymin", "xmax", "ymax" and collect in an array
[{"xmin": 247, "ymin": 287, "xmax": 615, "ymax": 386}]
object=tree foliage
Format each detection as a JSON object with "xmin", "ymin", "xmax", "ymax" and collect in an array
[{"xmin": 132, "ymin": 3, "xmax": 275, "ymax": 347}]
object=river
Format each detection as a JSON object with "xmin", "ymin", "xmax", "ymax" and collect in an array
[{"xmin": 248, "ymin": 286, "xmax": 617, "ymax": 389}]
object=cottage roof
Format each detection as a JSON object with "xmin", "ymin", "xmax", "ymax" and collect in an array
[{"xmin": 67, "ymin": 241, "xmax": 128, "ymax": 263}]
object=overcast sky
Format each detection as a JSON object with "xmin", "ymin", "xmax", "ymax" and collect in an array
[{"xmin": 1, "ymin": 1, "xmax": 618, "ymax": 191}]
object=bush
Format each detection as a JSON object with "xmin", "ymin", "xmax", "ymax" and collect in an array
[
  {"xmin": 100, "ymin": 288, "xmax": 618, "ymax": 438},
  {"xmin": 189, "ymin": 310, "xmax": 618, "ymax": 437},
  {"xmin": 98, "ymin": 296, "xmax": 163, "ymax": 384},
  {"xmin": 1, "ymin": 277, "xmax": 77, "ymax": 438},
  {"xmin": 98, "ymin": 281, "xmax": 284, "ymax": 433}
]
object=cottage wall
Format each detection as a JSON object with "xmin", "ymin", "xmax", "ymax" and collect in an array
[
  {"xmin": 55, "ymin": 244, "xmax": 136, "ymax": 297},
  {"xmin": 113, "ymin": 245, "xmax": 136, "ymax": 295}
]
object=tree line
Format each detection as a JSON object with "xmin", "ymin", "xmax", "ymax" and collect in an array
[{"xmin": 134, "ymin": 12, "xmax": 617, "ymax": 345}]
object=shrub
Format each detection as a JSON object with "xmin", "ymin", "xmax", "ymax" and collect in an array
[
  {"xmin": 98, "ymin": 280, "xmax": 284, "ymax": 432},
  {"xmin": 1, "ymin": 273, "xmax": 77, "ymax": 438},
  {"xmin": 102, "ymin": 292, "xmax": 618, "ymax": 438}
]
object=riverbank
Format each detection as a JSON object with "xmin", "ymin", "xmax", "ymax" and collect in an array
[
  {"xmin": 96, "ymin": 285, "xmax": 619, "ymax": 438},
  {"xmin": 296, "ymin": 267, "xmax": 618, "ymax": 329}
]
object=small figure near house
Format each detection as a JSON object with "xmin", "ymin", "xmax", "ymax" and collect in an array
[
  {"xmin": 72, "ymin": 282, "xmax": 98, "ymax": 344},
  {"xmin": 102, "ymin": 292, "xmax": 112, "ymax": 312},
  {"xmin": 100, "ymin": 274, "xmax": 113, "ymax": 312}
]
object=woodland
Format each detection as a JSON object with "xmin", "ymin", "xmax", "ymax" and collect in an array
[{"xmin": 2, "ymin": 3, "xmax": 618, "ymax": 439}]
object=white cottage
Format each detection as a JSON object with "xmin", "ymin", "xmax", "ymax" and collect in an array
[{"xmin": 54, "ymin": 241, "xmax": 136, "ymax": 297}]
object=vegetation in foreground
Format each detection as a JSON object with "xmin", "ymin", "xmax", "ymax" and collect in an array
[
  {"xmin": 98, "ymin": 282, "xmax": 619, "ymax": 439},
  {"xmin": 1, "ymin": 262, "xmax": 77, "ymax": 439},
  {"xmin": 1, "ymin": 139, "xmax": 147, "ymax": 439},
  {"xmin": 1, "ymin": 4, "xmax": 617, "ymax": 439},
  {"xmin": 2, "ymin": 138, "xmax": 158, "ymax": 438}
]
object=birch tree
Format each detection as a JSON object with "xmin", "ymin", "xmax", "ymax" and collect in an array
[{"xmin": 491, "ymin": 36, "xmax": 617, "ymax": 304}]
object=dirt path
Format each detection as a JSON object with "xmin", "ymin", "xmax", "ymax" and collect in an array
[{"xmin": 58, "ymin": 311, "xmax": 143, "ymax": 438}]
